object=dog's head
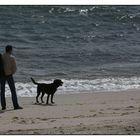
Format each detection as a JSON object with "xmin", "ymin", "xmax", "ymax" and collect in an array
[{"xmin": 53, "ymin": 79, "xmax": 63, "ymax": 87}]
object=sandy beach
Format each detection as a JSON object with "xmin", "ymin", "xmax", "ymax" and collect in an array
[{"xmin": 0, "ymin": 90, "xmax": 140, "ymax": 135}]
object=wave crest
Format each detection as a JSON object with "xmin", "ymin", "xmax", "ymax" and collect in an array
[{"xmin": 4, "ymin": 77, "xmax": 140, "ymax": 97}]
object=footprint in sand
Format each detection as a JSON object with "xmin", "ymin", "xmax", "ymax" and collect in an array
[
  {"xmin": 12, "ymin": 117, "xmax": 35, "ymax": 124},
  {"xmin": 89, "ymin": 109, "xmax": 96, "ymax": 112},
  {"xmin": 76, "ymin": 103, "xmax": 83, "ymax": 106},
  {"xmin": 40, "ymin": 118, "xmax": 49, "ymax": 121},
  {"xmin": 121, "ymin": 112, "xmax": 134, "ymax": 116},
  {"xmin": 50, "ymin": 120, "xmax": 56, "ymax": 122},
  {"xmin": 125, "ymin": 126, "xmax": 136, "ymax": 132},
  {"xmin": 126, "ymin": 106, "xmax": 135, "ymax": 109},
  {"xmin": 12, "ymin": 116, "xmax": 19, "ymax": 120},
  {"xmin": 113, "ymin": 108, "xmax": 121, "ymax": 111},
  {"xmin": 73, "ymin": 115, "xmax": 85, "ymax": 118},
  {"xmin": 121, "ymin": 112, "xmax": 129, "ymax": 116}
]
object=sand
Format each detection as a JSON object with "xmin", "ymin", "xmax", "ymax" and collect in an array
[{"xmin": 0, "ymin": 90, "xmax": 140, "ymax": 135}]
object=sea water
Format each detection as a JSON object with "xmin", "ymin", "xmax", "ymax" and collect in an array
[{"xmin": 0, "ymin": 6, "xmax": 140, "ymax": 96}]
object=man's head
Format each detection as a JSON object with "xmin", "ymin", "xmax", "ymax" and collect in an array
[{"xmin": 5, "ymin": 45, "xmax": 13, "ymax": 54}]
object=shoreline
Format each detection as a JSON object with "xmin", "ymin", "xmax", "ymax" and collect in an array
[
  {"xmin": 0, "ymin": 90, "xmax": 140, "ymax": 134},
  {"xmin": 6, "ymin": 76, "xmax": 140, "ymax": 97}
]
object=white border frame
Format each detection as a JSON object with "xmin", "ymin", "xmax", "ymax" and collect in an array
[{"xmin": 0, "ymin": 0, "xmax": 140, "ymax": 5}]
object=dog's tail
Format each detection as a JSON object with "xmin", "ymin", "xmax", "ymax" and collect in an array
[{"xmin": 31, "ymin": 77, "xmax": 38, "ymax": 85}]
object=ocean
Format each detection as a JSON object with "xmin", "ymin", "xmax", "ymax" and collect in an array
[{"xmin": 0, "ymin": 5, "xmax": 140, "ymax": 96}]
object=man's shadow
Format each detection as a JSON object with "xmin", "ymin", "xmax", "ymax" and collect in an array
[{"xmin": 0, "ymin": 108, "xmax": 15, "ymax": 113}]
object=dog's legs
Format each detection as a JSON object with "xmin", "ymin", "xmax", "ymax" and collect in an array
[
  {"xmin": 51, "ymin": 94, "xmax": 55, "ymax": 104},
  {"xmin": 46, "ymin": 94, "xmax": 50, "ymax": 104},
  {"xmin": 36, "ymin": 91, "xmax": 41, "ymax": 103},
  {"xmin": 41, "ymin": 92, "xmax": 45, "ymax": 103}
]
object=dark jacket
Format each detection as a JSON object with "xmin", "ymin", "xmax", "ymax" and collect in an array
[{"xmin": 0, "ymin": 53, "xmax": 5, "ymax": 77}]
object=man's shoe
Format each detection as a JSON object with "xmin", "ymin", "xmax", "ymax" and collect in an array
[
  {"xmin": 2, "ymin": 107, "xmax": 6, "ymax": 110},
  {"xmin": 14, "ymin": 106, "xmax": 23, "ymax": 110}
]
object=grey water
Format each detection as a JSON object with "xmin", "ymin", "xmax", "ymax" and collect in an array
[{"xmin": 0, "ymin": 6, "xmax": 140, "ymax": 96}]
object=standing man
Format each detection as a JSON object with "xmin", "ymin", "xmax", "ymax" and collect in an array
[
  {"xmin": 1, "ymin": 45, "xmax": 23, "ymax": 110},
  {"xmin": 0, "ymin": 53, "xmax": 5, "ymax": 96},
  {"xmin": 0, "ymin": 53, "xmax": 5, "ymax": 77}
]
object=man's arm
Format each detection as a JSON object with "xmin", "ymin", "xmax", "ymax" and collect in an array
[{"xmin": 11, "ymin": 57, "xmax": 17, "ymax": 74}]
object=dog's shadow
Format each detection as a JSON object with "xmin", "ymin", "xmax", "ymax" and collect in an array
[{"xmin": 32, "ymin": 102, "xmax": 57, "ymax": 106}]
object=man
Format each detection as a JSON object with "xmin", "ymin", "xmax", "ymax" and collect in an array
[
  {"xmin": 0, "ymin": 53, "xmax": 5, "ymax": 77},
  {"xmin": 0, "ymin": 53, "xmax": 5, "ymax": 97},
  {"xmin": 1, "ymin": 45, "xmax": 23, "ymax": 110}
]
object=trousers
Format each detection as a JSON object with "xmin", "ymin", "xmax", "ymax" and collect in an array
[{"xmin": 0, "ymin": 75, "xmax": 19, "ymax": 108}]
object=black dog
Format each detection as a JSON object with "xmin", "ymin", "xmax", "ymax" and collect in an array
[{"xmin": 31, "ymin": 78, "xmax": 63, "ymax": 104}]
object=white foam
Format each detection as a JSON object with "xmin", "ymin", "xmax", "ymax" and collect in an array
[{"xmin": 4, "ymin": 77, "xmax": 140, "ymax": 97}]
